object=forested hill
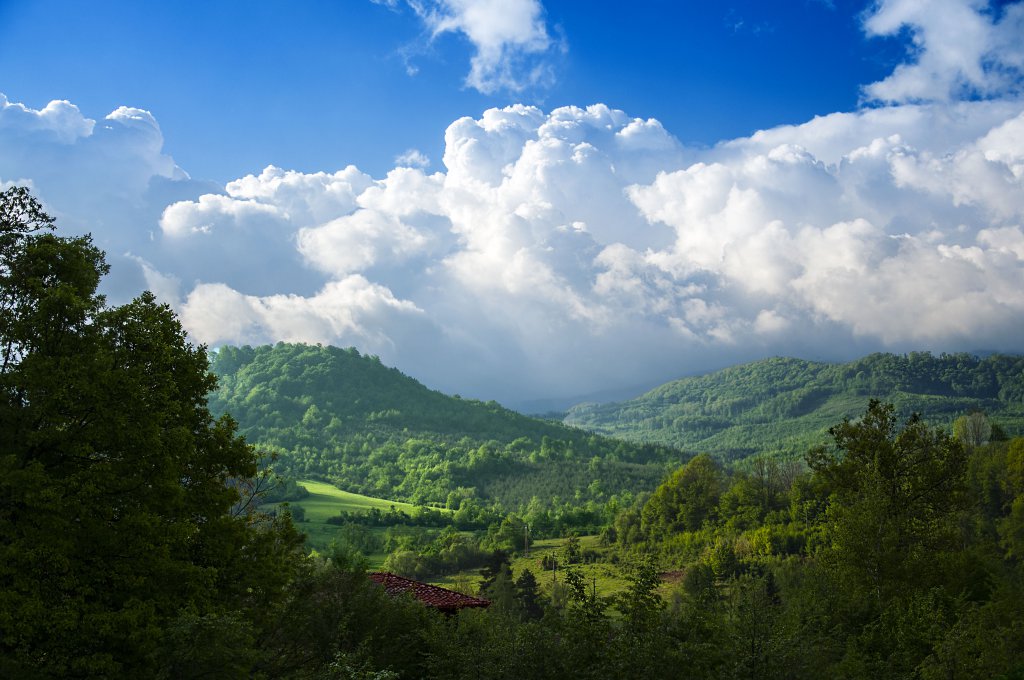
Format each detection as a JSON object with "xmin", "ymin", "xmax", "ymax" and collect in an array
[
  {"xmin": 211, "ymin": 343, "xmax": 573, "ymax": 442},
  {"xmin": 208, "ymin": 343, "xmax": 682, "ymax": 509},
  {"xmin": 564, "ymin": 352, "xmax": 1024, "ymax": 459}
]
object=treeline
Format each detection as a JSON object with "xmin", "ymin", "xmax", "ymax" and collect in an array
[
  {"xmin": 587, "ymin": 402, "xmax": 1024, "ymax": 677},
  {"xmin": 353, "ymin": 403, "xmax": 1024, "ymax": 678},
  {"xmin": 208, "ymin": 343, "xmax": 683, "ymax": 509},
  {"xmin": 566, "ymin": 352, "xmax": 1024, "ymax": 458}
]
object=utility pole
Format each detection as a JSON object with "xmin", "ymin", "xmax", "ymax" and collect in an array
[{"xmin": 524, "ymin": 523, "xmax": 530, "ymax": 557}]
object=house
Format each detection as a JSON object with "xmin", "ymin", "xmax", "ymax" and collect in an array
[{"xmin": 368, "ymin": 572, "xmax": 490, "ymax": 614}]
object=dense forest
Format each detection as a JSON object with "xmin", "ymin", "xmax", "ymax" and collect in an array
[
  {"xmin": 370, "ymin": 403, "xmax": 1024, "ymax": 679},
  {"xmin": 566, "ymin": 353, "xmax": 1024, "ymax": 458},
  {"xmin": 4, "ymin": 186, "xmax": 1023, "ymax": 678},
  {"xmin": 208, "ymin": 343, "xmax": 683, "ymax": 510}
]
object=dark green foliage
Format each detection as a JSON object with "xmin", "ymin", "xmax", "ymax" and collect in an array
[
  {"xmin": 514, "ymin": 568, "xmax": 544, "ymax": 620},
  {"xmin": 327, "ymin": 504, "xmax": 451, "ymax": 528},
  {"xmin": 478, "ymin": 549, "xmax": 512, "ymax": 594},
  {"xmin": 809, "ymin": 400, "xmax": 970, "ymax": 606},
  {"xmin": 261, "ymin": 476, "xmax": 310, "ymax": 503},
  {"xmin": 566, "ymin": 353, "xmax": 1024, "ymax": 458},
  {"xmin": 0, "ymin": 188, "xmax": 307, "ymax": 677},
  {"xmin": 598, "ymin": 402, "xmax": 1024, "ymax": 679},
  {"xmin": 207, "ymin": 342, "xmax": 683, "ymax": 511},
  {"xmin": 381, "ymin": 528, "xmax": 493, "ymax": 580}
]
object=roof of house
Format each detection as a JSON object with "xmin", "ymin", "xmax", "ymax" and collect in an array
[{"xmin": 368, "ymin": 572, "xmax": 490, "ymax": 611}]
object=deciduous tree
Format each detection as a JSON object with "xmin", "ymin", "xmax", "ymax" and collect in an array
[{"xmin": 0, "ymin": 188, "xmax": 303, "ymax": 677}]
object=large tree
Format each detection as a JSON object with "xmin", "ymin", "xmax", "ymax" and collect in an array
[
  {"xmin": 807, "ymin": 400, "xmax": 973, "ymax": 675},
  {"xmin": 808, "ymin": 400, "xmax": 969, "ymax": 601},
  {"xmin": 0, "ymin": 187, "xmax": 304, "ymax": 677}
]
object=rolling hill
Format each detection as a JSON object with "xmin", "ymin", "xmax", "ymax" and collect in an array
[
  {"xmin": 563, "ymin": 352, "xmax": 1024, "ymax": 459},
  {"xmin": 208, "ymin": 343, "xmax": 683, "ymax": 510}
]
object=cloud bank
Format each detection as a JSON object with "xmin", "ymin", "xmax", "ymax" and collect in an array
[{"xmin": 2, "ymin": 1, "xmax": 1023, "ymax": 406}]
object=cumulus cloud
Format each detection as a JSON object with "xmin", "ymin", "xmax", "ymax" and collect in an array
[
  {"xmin": 862, "ymin": 0, "xmax": 1024, "ymax": 102},
  {"xmin": 0, "ymin": 94, "xmax": 94, "ymax": 142},
  {"xmin": 3, "ymin": 1, "xmax": 1024, "ymax": 405},
  {"xmin": 151, "ymin": 97, "xmax": 1024, "ymax": 402},
  {"xmin": 0, "ymin": 93, "xmax": 217, "ymax": 302},
  {"xmin": 397, "ymin": 0, "xmax": 560, "ymax": 93},
  {"xmin": 179, "ymin": 277, "xmax": 426, "ymax": 349},
  {"xmin": 6, "ymin": 89, "xmax": 1024, "ymax": 403}
]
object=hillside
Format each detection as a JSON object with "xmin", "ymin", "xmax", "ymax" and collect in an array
[
  {"xmin": 564, "ymin": 352, "xmax": 1024, "ymax": 459},
  {"xmin": 208, "ymin": 343, "xmax": 682, "ymax": 509}
]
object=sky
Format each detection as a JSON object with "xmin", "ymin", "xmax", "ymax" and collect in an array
[{"xmin": 1, "ymin": 0, "xmax": 1023, "ymax": 408}]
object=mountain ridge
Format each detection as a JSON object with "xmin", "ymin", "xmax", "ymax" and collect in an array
[
  {"xmin": 563, "ymin": 351, "xmax": 1024, "ymax": 459},
  {"xmin": 207, "ymin": 343, "xmax": 683, "ymax": 509}
]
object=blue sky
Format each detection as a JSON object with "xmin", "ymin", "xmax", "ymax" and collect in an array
[
  {"xmin": 1, "ymin": 0, "xmax": 1023, "ymax": 406},
  {"xmin": 3, "ymin": 0, "xmax": 904, "ymax": 180}
]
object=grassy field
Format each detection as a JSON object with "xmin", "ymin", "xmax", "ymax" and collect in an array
[
  {"xmin": 284, "ymin": 486, "xmax": 660, "ymax": 602},
  {"xmin": 286, "ymin": 480, "xmax": 422, "ymax": 560},
  {"xmin": 295, "ymin": 479, "xmax": 420, "ymax": 521},
  {"xmin": 432, "ymin": 534, "xmax": 639, "ymax": 602}
]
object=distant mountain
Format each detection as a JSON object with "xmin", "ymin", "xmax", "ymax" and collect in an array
[
  {"xmin": 514, "ymin": 381, "xmax": 665, "ymax": 417},
  {"xmin": 564, "ymin": 352, "xmax": 1024, "ymax": 460},
  {"xmin": 208, "ymin": 343, "xmax": 682, "ymax": 509}
]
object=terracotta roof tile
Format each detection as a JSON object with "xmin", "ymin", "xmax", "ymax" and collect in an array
[{"xmin": 369, "ymin": 572, "xmax": 490, "ymax": 611}]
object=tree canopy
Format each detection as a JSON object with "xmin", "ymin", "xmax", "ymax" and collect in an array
[
  {"xmin": 566, "ymin": 353, "xmax": 1024, "ymax": 457},
  {"xmin": 0, "ymin": 187, "xmax": 304, "ymax": 676}
]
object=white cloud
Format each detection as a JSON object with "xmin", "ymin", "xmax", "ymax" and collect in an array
[
  {"xmin": 3, "ymin": 0, "xmax": 1024, "ymax": 404},
  {"xmin": 401, "ymin": 0, "xmax": 560, "ymax": 93},
  {"xmin": 296, "ymin": 209, "xmax": 431, "ymax": 276},
  {"xmin": 0, "ymin": 93, "xmax": 217, "ymax": 303},
  {"xmin": 179, "ymin": 277, "xmax": 426, "ymax": 350},
  {"xmin": 395, "ymin": 148, "xmax": 431, "ymax": 168},
  {"xmin": 0, "ymin": 94, "xmax": 94, "ymax": 142},
  {"xmin": 862, "ymin": 0, "xmax": 1024, "ymax": 103},
  {"xmin": 161, "ymin": 193, "xmax": 285, "ymax": 237},
  {"xmin": 148, "ymin": 96, "xmax": 1024, "ymax": 402}
]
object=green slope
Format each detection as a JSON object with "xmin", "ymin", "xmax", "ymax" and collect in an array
[
  {"xmin": 564, "ymin": 352, "xmax": 1024, "ymax": 459},
  {"xmin": 294, "ymin": 480, "xmax": 420, "ymax": 522},
  {"xmin": 283, "ymin": 480, "xmax": 421, "ymax": 555},
  {"xmin": 208, "ymin": 343, "xmax": 682, "ymax": 509}
]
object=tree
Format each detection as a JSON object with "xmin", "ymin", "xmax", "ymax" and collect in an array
[
  {"xmin": 514, "ymin": 568, "xmax": 544, "ymax": 620},
  {"xmin": 477, "ymin": 549, "xmax": 511, "ymax": 595},
  {"xmin": 806, "ymin": 401, "xmax": 971, "ymax": 675},
  {"xmin": 482, "ymin": 563, "xmax": 518, "ymax": 615},
  {"xmin": 0, "ymin": 188, "xmax": 303, "ymax": 677},
  {"xmin": 563, "ymin": 532, "xmax": 582, "ymax": 564},
  {"xmin": 641, "ymin": 453, "xmax": 722, "ymax": 537},
  {"xmin": 808, "ymin": 401, "xmax": 968, "ymax": 603},
  {"xmin": 953, "ymin": 411, "xmax": 992, "ymax": 449}
]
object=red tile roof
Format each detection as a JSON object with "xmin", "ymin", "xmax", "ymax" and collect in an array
[{"xmin": 369, "ymin": 572, "xmax": 490, "ymax": 611}]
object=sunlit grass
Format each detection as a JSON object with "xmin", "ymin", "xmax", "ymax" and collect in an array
[
  {"xmin": 294, "ymin": 479, "xmax": 420, "ymax": 521},
  {"xmin": 284, "ymin": 480, "xmax": 422, "ymax": 558}
]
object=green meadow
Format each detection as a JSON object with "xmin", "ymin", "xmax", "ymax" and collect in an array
[
  {"xmin": 432, "ymin": 534, "xmax": 635, "ymax": 601},
  {"xmin": 285, "ymin": 480, "xmax": 422, "ymax": 559},
  {"xmin": 294, "ymin": 479, "xmax": 420, "ymax": 520}
]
